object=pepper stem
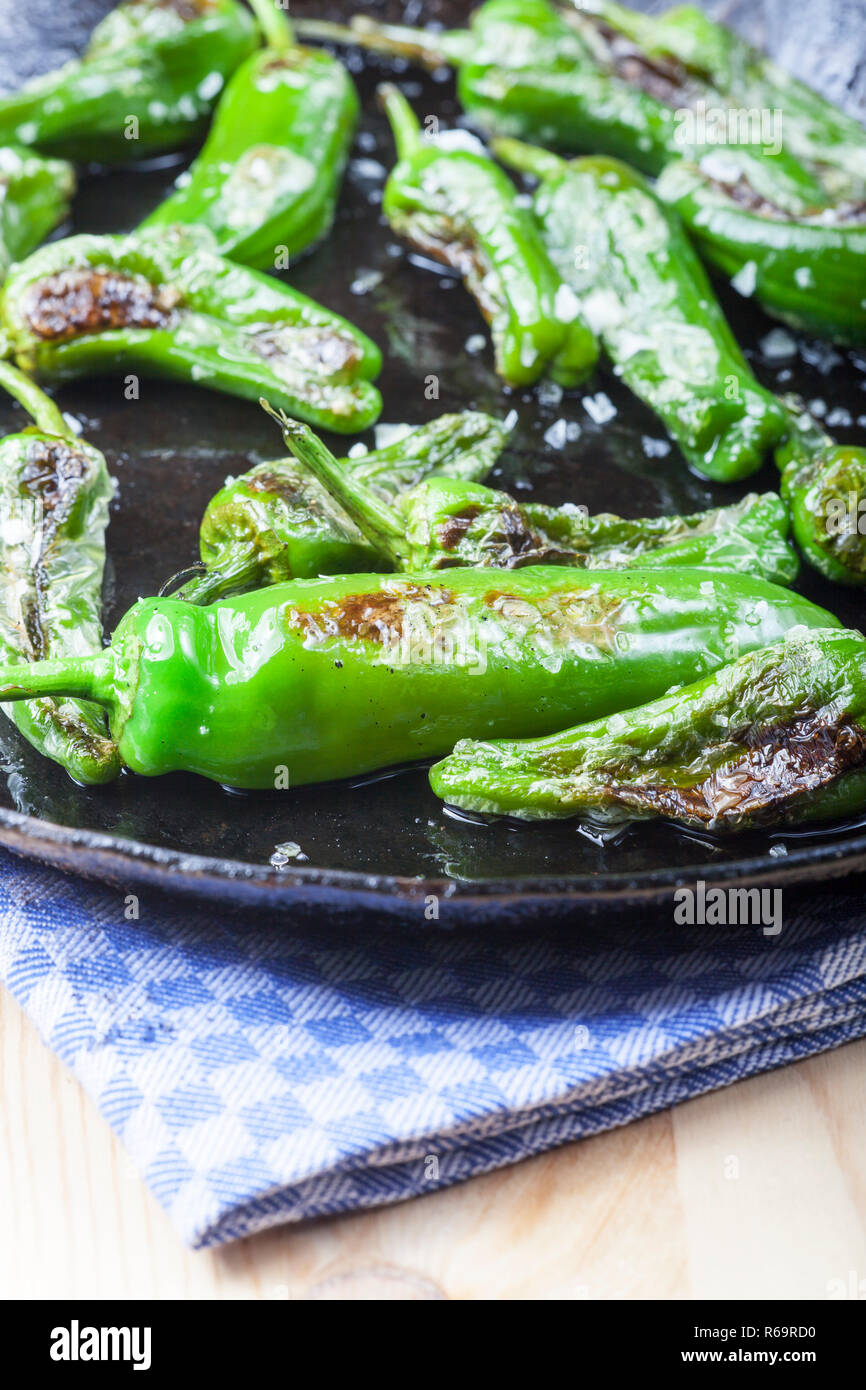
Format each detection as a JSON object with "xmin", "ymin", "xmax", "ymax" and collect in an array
[
  {"xmin": 0, "ymin": 358, "xmax": 74, "ymax": 440},
  {"xmin": 0, "ymin": 651, "xmax": 114, "ymax": 706},
  {"xmin": 492, "ymin": 138, "xmax": 568, "ymax": 182},
  {"xmin": 293, "ymin": 16, "xmax": 464, "ymax": 69},
  {"xmin": 248, "ymin": 0, "xmax": 294, "ymax": 51},
  {"xmin": 260, "ymin": 401, "xmax": 406, "ymax": 558},
  {"xmin": 379, "ymin": 83, "xmax": 429, "ymax": 160}
]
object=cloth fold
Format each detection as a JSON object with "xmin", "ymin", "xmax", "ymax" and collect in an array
[{"xmin": 1, "ymin": 850, "xmax": 864, "ymax": 1248}]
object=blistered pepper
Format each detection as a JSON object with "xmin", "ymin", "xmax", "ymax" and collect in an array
[
  {"xmin": 0, "ymin": 565, "xmax": 834, "ymax": 789},
  {"xmin": 141, "ymin": 0, "xmax": 359, "ymax": 267},
  {"xmin": 303, "ymin": 1, "xmax": 865, "ymax": 343},
  {"xmin": 656, "ymin": 155, "xmax": 866, "ymax": 346},
  {"xmin": 0, "ymin": 226, "xmax": 382, "ymax": 433},
  {"xmin": 0, "ymin": 146, "xmax": 76, "ymax": 282},
  {"xmin": 0, "ymin": 0, "xmax": 259, "ymax": 164},
  {"xmin": 430, "ymin": 627, "xmax": 866, "ymax": 832},
  {"xmin": 0, "ymin": 360, "xmax": 119, "ymax": 783},
  {"xmin": 175, "ymin": 410, "xmax": 510, "ymax": 602},
  {"xmin": 775, "ymin": 405, "xmax": 866, "ymax": 587},
  {"xmin": 280, "ymin": 417, "xmax": 798, "ymax": 588},
  {"xmin": 496, "ymin": 141, "xmax": 787, "ymax": 481},
  {"xmin": 379, "ymin": 83, "xmax": 597, "ymax": 389}
]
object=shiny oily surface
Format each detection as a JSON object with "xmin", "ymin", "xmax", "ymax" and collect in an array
[{"xmin": 1, "ymin": 0, "xmax": 866, "ymax": 917}]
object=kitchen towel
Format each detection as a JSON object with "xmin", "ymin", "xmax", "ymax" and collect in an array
[{"xmin": 1, "ymin": 849, "xmax": 865, "ymax": 1247}]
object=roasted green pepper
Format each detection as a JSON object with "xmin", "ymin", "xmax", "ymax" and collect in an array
[
  {"xmin": 0, "ymin": 226, "xmax": 382, "ymax": 432},
  {"xmin": 176, "ymin": 411, "xmax": 510, "ymax": 603},
  {"xmin": 0, "ymin": 146, "xmax": 76, "ymax": 281},
  {"xmin": 141, "ymin": 0, "xmax": 359, "ymax": 267},
  {"xmin": 430, "ymin": 627, "xmax": 866, "ymax": 832},
  {"xmin": 305, "ymin": 1, "xmax": 865, "ymax": 343},
  {"xmin": 656, "ymin": 155, "xmax": 866, "ymax": 346},
  {"xmin": 379, "ymin": 83, "xmax": 597, "ymax": 388},
  {"xmin": 281, "ymin": 417, "xmax": 797, "ymax": 588},
  {"xmin": 301, "ymin": 2, "xmax": 827, "ymax": 202},
  {"xmin": 0, "ymin": 0, "xmax": 259, "ymax": 164},
  {"xmin": 775, "ymin": 405, "xmax": 866, "ymax": 588},
  {"xmin": 0, "ymin": 565, "xmax": 834, "ymax": 789},
  {"xmin": 0, "ymin": 359, "xmax": 119, "ymax": 784},
  {"xmin": 496, "ymin": 141, "xmax": 787, "ymax": 481}
]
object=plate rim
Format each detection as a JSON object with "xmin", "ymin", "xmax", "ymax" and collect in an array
[{"xmin": 2, "ymin": 803, "xmax": 866, "ymax": 913}]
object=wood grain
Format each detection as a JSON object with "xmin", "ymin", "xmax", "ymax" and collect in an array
[{"xmin": 2, "ymin": 985, "xmax": 864, "ymax": 1300}]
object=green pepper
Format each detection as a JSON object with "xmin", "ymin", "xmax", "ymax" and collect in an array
[
  {"xmin": 378, "ymin": 83, "xmax": 597, "ymax": 389},
  {"xmin": 495, "ymin": 141, "xmax": 787, "ymax": 482},
  {"xmin": 175, "ymin": 411, "xmax": 510, "ymax": 603},
  {"xmin": 281, "ymin": 417, "xmax": 798, "ymax": 588},
  {"xmin": 0, "ymin": 146, "xmax": 76, "ymax": 282},
  {"xmin": 429, "ymin": 626, "xmax": 866, "ymax": 832},
  {"xmin": 141, "ymin": 0, "xmax": 359, "ymax": 268},
  {"xmin": 0, "ymin": 360, "xmax": 119, "ymax": 784},
  {"xmin": 0, "ymin": 226, "xmax": 382, "ymax": 433},
  {"xmin": 0, "ymin": 564, "xmax": 835, "ymax": 789},
  {"xmin": 0, "ymin": 0, "xmax": 259, "ymax": 165},
  {"xmin": 775, "ymin": 405, "xmax": 866, "ymax": 588},
  {"xmin": 305, "ymin": 2, "xmax": 864, "ymax": 343},
  {"xmin": 301, "ymin": 3, "xmax": 827, "ymax": 203},
  {"xmin": 656, "ymin": 155, "xmax": 866, "ymax": 346},
  {"xmin": 582, "ymin": 1, "xmax": 866, "ymax": 201}
]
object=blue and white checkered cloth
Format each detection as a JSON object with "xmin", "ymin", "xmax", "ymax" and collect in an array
[{"xmin": 1, "ymin": 849, "xmax": 865, "ymax": 1248}]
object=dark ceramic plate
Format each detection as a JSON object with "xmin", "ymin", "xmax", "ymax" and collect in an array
[{"xmin": 1, "ymin": 0, "xmax": 865, "ymax": 920}]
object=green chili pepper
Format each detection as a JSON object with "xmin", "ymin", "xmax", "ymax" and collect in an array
[
  {"xmin": 305, "ymin": 2, "xmax": 864, "ymax": 343},
  {"xmin": 378, "ymin": 83, "xmax": 597, "ymax": 389},
  {"xmin": 0, "ymin": 564, "xmax": 835, "ymax": 789},
  {"xmin": 583, "ymin": 0, "xmax": 866, "ymax": 201},
  {"xmin": 0, "ymin": 146, "xmax": 76, "ymax": 282},
  {"xmin": 0, "ymin": 360, "xmax": 119, "ymax": 784},
  {"xmin": 0, "ymin": 226, "xmax": 383, "ymax": 433},
  {"xmin": 495, "ymin": 141, "xmax": 787, "ymax": 482},
  {"xmin": 176, "ymin": 410, "xmax": 510, "ymax": 603},
  {"xmin": 141, "ymin": 0, "xmax": 359, "ymax": 268},
  {"xmin": 301, "ymin": 3, "xmax": 827, "ymax": 203},
  {"xmin": 282, "ymin": 417, "xmax": 798, "ymax": 588},
  {"xmin": 775, "ymin": 405, "xmax": 866, "ymax": 588},
  {"xmin": 430, "ymin": 626, "xmax": 866, "ymax": 832},
  {"xmin": 0, "ymin": 0, "xmax": 259, "ymax": 165},
  {"xmin": 656, "ymin": 156, "xmax": 866, "ymax": 346}
]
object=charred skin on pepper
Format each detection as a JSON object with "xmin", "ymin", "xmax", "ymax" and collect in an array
[
  {"xmin": 1, "ymin": 228, "xmax": 383, "ymax": 433},
  {"xmin": 178, "ymin": 411, "xmax": 510, "ymax": 603},
  {"xmin": 429, "ymin": 628, "xmax": 866, "ymax": 832},
  {"xmin": 0, "ymin": 567, "xmax": 838, "ymax": 789},
  {"xmin": 278, "ymin": 409, "xmax": 798, "ymax": 589},
  {"xmin": 0, "ymin": 361, "xmax": 119, "ymax": 784}
]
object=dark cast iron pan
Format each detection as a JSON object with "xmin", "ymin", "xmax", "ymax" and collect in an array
[{"xmin": 0, "ymin": 0, "xmax": 865, "ymax": 922}]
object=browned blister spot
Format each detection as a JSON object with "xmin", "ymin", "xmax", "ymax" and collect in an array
[
  {"xmin": 24, "ymin": 269, "xmax": 179, "ymax": 342},
  {"xmin": 615, "ymin": 712, "xmax": 866, "ymax": 826},
  {"xmin": 251, "ymin": 326, "xmax": 363, "ymax": 380},
  {"xmin": 16, "ymin": 439, "xmax": 95, "ymax": 661},
  {"xmin": 245, "ymin": 468, "xmax": 311, "ymax": 507},
  {"xmin": 286, "ymin": 582, "xmax": 456, "ymax": 646},
  {"xmin": 435, "ymin": 503, "xmax": 584, "ymax": 569},
  {"xmin": 704, "ymin": 174, "xmax": 866, "ymax": 223}
]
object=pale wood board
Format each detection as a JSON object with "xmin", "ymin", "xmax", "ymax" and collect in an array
[{"xmin": 2, "ymin": 985, "xmax": 864, "ymax": 1300}]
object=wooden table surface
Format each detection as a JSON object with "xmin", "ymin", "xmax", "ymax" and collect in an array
[{"xmin": 2, "ymin": 984, "xmax": 865, "ymax": 1301}]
